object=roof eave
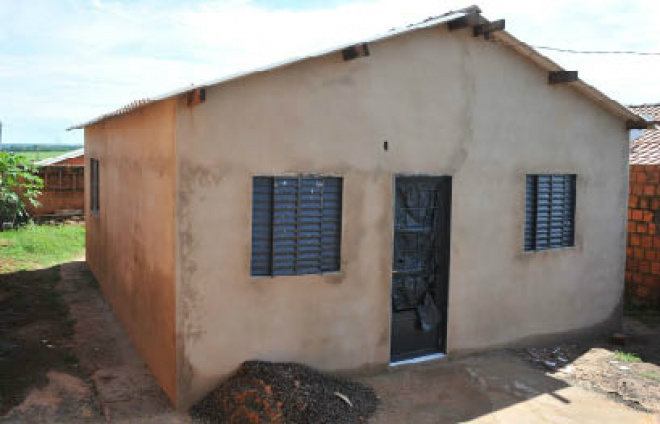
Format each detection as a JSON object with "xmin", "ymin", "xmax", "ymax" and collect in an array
[
  {"xmin": 68, "ymin": 7, "xmax": 649, "ymax": 132},
  {"xmin": 492, "ymin": 31, "xmax": 648, "ymax": 128},
  {"xmin": 68, "ymin": 8, "xmax": 478, "ymax": 130}
]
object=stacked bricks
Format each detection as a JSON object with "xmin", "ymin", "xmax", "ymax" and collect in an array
[{"xmin": 626, "ymin": 164, "xmax": 660, "ymax": 307}]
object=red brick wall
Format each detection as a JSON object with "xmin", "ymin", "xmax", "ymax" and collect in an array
[
  {"xmin": 626, "ymin": 164, "xmax": 660, "ymax": 307},
  {"xmin": 25, "ymin": 166, "xmax": 85, "ymax": 216}
]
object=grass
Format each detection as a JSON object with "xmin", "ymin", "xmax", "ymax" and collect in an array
[
  {"xmin": 11, "ymin": 150, "xmax": 73, "ymax": 162},
  {"xmin": 0, "ymin": 224, "xmax": 85, "ymax": 272},
  {"xmin": 614, "ymin": 351, "xmax": 643, "ymax": 363},
  {"xmin": 641, "ymin": 372, "xmax": 660, "ymax": 381}
]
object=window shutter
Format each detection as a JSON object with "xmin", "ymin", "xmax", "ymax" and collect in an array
[
  {"xmin": 272, "ymin": 177, "xmax": 300, "ymax": 275},
  {"xmin": 524, "ymin": 175, "xmax": 537, "ymax": 251},
  {"xmin": 535, "ymin": 175, "xmax": 552, "ymax": 249},
  {"xmin": 321, "ymin": 177, "xmax": 342, "ymax": 272},
  {"xmin": 250, "ymin": 177, "xmax": 274, "ymax": 276},
  {"xmin": 525, "ymin": 174, "xmax": 576, "ymax": 251},
  {"xmin": 561, "ymin": 176, "xmax": 576, "ymax": 247},
  {"xmin": 250, "ymin": 176, "xmax": 342, "ymax": 276}
]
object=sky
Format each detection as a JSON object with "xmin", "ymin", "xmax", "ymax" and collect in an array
[{"xmin": 0, "ymin": 0, "xmax": 659, "ymax": 145}]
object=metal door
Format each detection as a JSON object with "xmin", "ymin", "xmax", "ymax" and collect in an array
[{"xmin": 391, "ymin": 176, "xmax": 451, "ymax": 362}]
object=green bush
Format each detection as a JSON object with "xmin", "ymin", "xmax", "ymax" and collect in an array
[{"xmin": 0, "ymin": 152, "xmax": 43, "ymax": 225}]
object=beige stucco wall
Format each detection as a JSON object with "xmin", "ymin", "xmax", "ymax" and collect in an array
[
  {"xmin": 85, "ymin": 99, "xmax": 178, "ymax": 402},
  {"xmin": 174, "ymin": 25, "xmax": 628, "ymax": 407}
]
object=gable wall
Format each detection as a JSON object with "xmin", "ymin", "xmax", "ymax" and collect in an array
[{"xmin": 175, "ymin": 26, "xmax": 628, "ymax": 406}]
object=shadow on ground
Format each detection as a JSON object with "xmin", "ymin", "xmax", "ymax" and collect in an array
[
  {"xmin": 0, "ymin": 264, "xmax": 100, "ymax": 421},
  {"xmin": 2, "ymin": 260, "xmax": 658, "ymax": 423},
  {"xmin": 1, "ymin": 261, "xmax": 184, "ymax": 423}
]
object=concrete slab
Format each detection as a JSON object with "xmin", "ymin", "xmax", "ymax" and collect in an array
[{"xmin": 361, "ymin": 351, "xmax": 657, "ymax": 424}]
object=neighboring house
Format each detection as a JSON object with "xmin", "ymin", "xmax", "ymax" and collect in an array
[
  {"xmin": 28, "ymin": 148, "xmax": 85, "ymax": 217},
  {"xmin": 70, "ymin": 6, "xmax": 649, "ymax": 408},
  {"xmin": 626, "ymin": 103, "xmax": 660, "ymax": 308}
]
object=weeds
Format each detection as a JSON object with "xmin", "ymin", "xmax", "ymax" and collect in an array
[
  {"xmin": 641, "ymin": 372, "xmax": 660, "ymax": 381},
  {"xmin": 615, "ymin": 351, "xmax": 642, "ymax": 363}
]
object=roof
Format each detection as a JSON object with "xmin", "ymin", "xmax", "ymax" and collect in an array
[
  {"xmin": 35, "ymin": 147, "xmax": 85, "ymax": 166},
  {"xmin": 69, "ymin": 5, "xmax": 649, "ymax": 130},
  {"xmin": 630, "ymin": 103, "xmax": 660, "ymax": 122},
  {"xmin": 630, "ymin": 104, "xmax": 660, "ymax": 165}
]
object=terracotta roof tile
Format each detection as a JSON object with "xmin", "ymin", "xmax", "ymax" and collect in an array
[
  {"xmin": 629, "ymin": 104, "xmax": 660, "ymax": 165},
  {"xmin": 630, "ymin": 103, "xmax": 660, "ymax": 121}
]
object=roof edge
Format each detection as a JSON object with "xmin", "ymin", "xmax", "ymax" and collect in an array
[
  {"xmin": 492, "ymin": 31, "xmax": 650, "ymax": 128},
  {"xmin": 68, "ymin": 7, "xmax": 477, "ymax": 130},
  {"xmin": 68, "ymin": 5, "xmax": 650, "ymax": 131}
]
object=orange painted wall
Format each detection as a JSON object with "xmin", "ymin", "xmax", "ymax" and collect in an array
[{"xmin": 85, "ymin": 100, "xmax": 178, "ymax": 403}]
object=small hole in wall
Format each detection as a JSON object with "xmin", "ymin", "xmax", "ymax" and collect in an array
[{"xmin": 383, "ymin": 141, "xmax": 389, "ymax": 151}]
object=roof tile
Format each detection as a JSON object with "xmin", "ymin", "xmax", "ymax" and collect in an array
[{"xmin": 630, "ymin": 104, "xmax": 660, "ymax": 165}]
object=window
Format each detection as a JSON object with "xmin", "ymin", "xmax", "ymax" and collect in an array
[
  {"xmin": 90, "ymin": 158, "xmax": 100, "ymax": 214},
  {"xmin": 525, "ymin": 174, "xmax": 576, "ymax": 251},
  {"xmin": 251, "ymin": 176, "xmax": 342, "ymax": 276}
]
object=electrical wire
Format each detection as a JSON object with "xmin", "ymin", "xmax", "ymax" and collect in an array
[{"xmin": 531, "ymin": 45, "xmax": 660, "ymax": 56}]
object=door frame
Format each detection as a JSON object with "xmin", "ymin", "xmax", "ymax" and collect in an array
[{"xmin": 389, "ymin": 174, "xmax": 452, "ymax": 362}]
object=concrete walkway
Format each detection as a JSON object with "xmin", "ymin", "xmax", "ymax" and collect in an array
[{"xmin": 361, "ymin": 351, "xmax": 658, "ymax": 423}]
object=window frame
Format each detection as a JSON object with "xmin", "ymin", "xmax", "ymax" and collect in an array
[
  {"xmin": 524, "ymin": 174, "xmax": 576, "ymax": 252},
  {"xmin": 250, "ymin": 175, "xmax": 343, "ymax": 277}
]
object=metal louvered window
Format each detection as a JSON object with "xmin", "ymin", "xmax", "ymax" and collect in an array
[
  {"xmin": 90, "ymin": 158, "xmax": 100, "ymax": 215},
  {"xmin": 525, "ymin": 174, "xmax": 576, "ymax": 251},
  {"xmin": 251, "ymin": 176, "xmax": 342, "ymax": 276}
]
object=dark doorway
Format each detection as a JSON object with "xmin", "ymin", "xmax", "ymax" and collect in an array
[{"xmin": 390, "ymin": 176, "xmax": 451, "ymax": 362}]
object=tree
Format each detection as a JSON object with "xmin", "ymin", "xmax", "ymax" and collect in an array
[{"xmin": 0, "ymin": 152, "xmax": 43, "ymax": 225}]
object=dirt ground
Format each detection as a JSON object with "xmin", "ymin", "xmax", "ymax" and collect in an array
[
  {"xmin": 1, "ymin": 260, "xmax": 186, "ymax": 423},
  {"xmin": 518, "ymin": 313, "xmax": 660, "ymax": 413},
  {"xmin": 2, "ymin": 260, "xmax": 660, "ymax": 423},
  {"xmin": 0, "ymin": 264, "xmax": 101, "ymax": 421}
]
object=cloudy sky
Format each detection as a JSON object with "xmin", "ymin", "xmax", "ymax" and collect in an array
[{"xmin": 1, "ymin": 0, "xmax": 659, "ymax": 144}]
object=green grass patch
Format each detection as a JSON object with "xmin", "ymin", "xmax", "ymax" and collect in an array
[
  {"xmin": 0, "ymin": 224, "xmax": 85, "ymax": 272},
  {"xmin": 11, "ymin": 150, "xmax": 73, "ymax": 163},
  {"xmin": 615, "ymin": 351, "xmax": 642, "ymax": 363},
  {"xmin": 641, "ymin": 372, "xmax": 660, "ymax": 380}
]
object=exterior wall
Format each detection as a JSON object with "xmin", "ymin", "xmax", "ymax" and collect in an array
[
  {"xmin": 626, "ymin": 164, "xmax": 660, "ymax": 307},
  {"xmin": 25, "ymin": 166, "xmax": 84, "ymax": 216},
  {"xmin": 175, "ymin": 26, "xmax": 628, "ymax": 406},
  {"xmin": 85, "ymin": 100, "xmax": 178, "ymax": 402}
]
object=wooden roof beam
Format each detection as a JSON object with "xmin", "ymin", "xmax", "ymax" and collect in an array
[
  {"xmin": 473, "ymin": 19, "xmax": 505, "ymax": 39},
  {"xmin": 548, "ymin": 71, "xmax": 578, "ymax": 85},
  {"xmin": 627, "ymin": 119, "xmax": 657, "ymax": 130},
  {"xmin": 342, "ymin": 43, "xmax": 370, "ymax": 61},
  {"xmin": 186, "ymin": 88, "xmax": 206, "ymax": 107}
]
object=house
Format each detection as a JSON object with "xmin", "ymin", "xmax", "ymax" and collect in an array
[
  {"xmin": 27, "ymin": 148, "xmax": 85, "ymax": 218},
  {"xmin": 70, "ymin": 6, "xmax": 650, "ymax": 408},
  {"xmin": 626, "ymin": 103, "xmax": 660, "ymax": 308}
]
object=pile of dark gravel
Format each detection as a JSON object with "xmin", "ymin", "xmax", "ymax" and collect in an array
[{"xmin": 190, "ymin": 361, "xmax": 379, "ymax": 424}]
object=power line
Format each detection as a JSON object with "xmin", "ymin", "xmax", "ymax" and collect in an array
[{"xmin": 531, "ymin": 45, "xmax": 660, "ymax": 56}]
